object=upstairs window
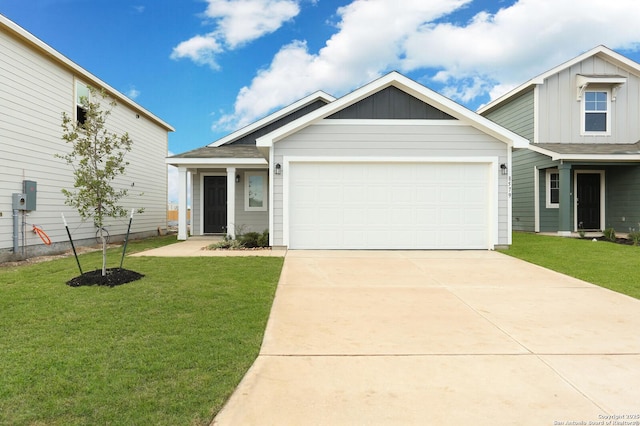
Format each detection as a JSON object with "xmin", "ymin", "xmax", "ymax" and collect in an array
[
  {"xmin": 76, "ymin": 81, "xmax": 90, "ymax": 125},
  {"xmin": 583, "ymin": 90, "xmax": 609, "ymax": 134}
]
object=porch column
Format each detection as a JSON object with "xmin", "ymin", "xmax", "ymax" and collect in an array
[
  {"xmin": 558, "ymin": 162, "xmax": 572, "ymax": 236},
  {"xmin": 177, "ymin": 167, "xmax": 189, "ymax": 240},
  {"xmin": 226, "ymin": 167, "xmax": 236, "ymax": 239}
]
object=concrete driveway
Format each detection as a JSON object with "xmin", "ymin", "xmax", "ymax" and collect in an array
[{"xmin": 212, "ymin": 250, "xmax": 640, "ymax": 426}]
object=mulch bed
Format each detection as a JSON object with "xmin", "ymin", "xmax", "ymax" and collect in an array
[
  {"xmin": 583, "ymin": 236, "xmax": 636, "ymax": 246},
  {"xmin": 67, "ymin": 268, "xmax": 144, "ymax": 287}
]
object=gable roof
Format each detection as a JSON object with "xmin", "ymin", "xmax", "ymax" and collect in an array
[
  {"xmin": 0, "ymin": 14, "xmax": 174, "ymax": 132},
  {"xmin": 167, "ymin": 91, "xmax": 334, "ymax": 165},
  {"xmin": 257, "ymin": 71, "xmax": 529, "ymax": 154},
  {"xmin": 478, "ymin": 45, "xmax": 640, "ymax": 115},
  {"xmin": 210, "ymin": 91, "xmax": 335, "ymax": 147}
]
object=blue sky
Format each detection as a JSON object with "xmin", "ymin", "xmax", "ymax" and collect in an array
[{"xmin": 2, "ymin": 0, "xmax": 640, "ymax": 202}]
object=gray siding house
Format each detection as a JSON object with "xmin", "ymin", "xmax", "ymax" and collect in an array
[
  {"xmin": 480, "ymin": 46, "xmax": 640, "ymax": 235},
  {"xmin": 1, "ymin": 15, "xmax": 174, "ymax": 261},
  {"xmin": 168, "ymin": 72, "xmax": 528, "ymax": 250}
]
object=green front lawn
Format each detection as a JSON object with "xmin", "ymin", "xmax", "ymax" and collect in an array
[
  {"xmin": 501, "ymin": 232, "xmax": 640, "ymax": 300},
  {"xmin": 0, "ymin": 237, "xmax": 283, "ymax": 425}
]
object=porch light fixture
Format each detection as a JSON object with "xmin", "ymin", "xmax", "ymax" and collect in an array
[
  {"xmin": 500, "ymin": 163, "xmax": 508, "ymax": 175},
  {"xmin": 274, "ymin": 163, "xmax": 282, "ymax": 175},
  {"xmin": 235, "ymin": 174, "xmax": 240, "ymax": 183}
]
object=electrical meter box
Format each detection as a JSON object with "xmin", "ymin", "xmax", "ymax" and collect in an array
[
  {"xmin": 12, "ymin": 193, "xmax": 27, "ymax": 210},
  {"xmin": 23, "ymin": 180, "xmax": 37, "ymax": 211}
]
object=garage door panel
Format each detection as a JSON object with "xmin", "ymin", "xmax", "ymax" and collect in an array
[{"xmin": 289, "ymin": 162, "xmax": 491, "ymax": 250}]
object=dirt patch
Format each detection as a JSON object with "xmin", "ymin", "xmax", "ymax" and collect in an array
[{"xmin": 66, "ymin": 268, "xmax": 144, "ymax": 287}]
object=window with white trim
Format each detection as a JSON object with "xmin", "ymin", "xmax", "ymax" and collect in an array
[
  {"xmin": 244, "ymin": 172, "xmax": 267, "ymax": 211},
  {"xmin": 582, "ymin": 90, "xmax": 610, "ymax": 134},
  {"xmin": 76, "ymin": 81, "xmax": 90, "ymax": 125},
  {"xmin": 546, "ymin": 169, "xmax": 559, "ymax": 209}
]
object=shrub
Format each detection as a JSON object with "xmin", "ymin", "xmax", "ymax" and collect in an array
[
  {"xmin": 628, "ymin": 231, "xmax": 640, "ymax": 246},
  {"xmin": 208, "ymin": 239, "xmax": 243, "ymax": 250},
  {"xmin": 257, "ymin": 230, "xmax": 269, "ymax": 247},
  {"xmin": 238, "ymin": 232, "xmax": 261, "ymax": 248},
  {"xmin": 603, "ymin": 227, "xmax": 616, "ymax": 242}
]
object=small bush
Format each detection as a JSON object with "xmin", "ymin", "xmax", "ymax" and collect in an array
[
  {"xmin": 628, "ymin": 231, "xmax": 640, "ymax": 246},
  {"xmin": 257, "ymin": 230, "xmax": 269, "ymax": 247},
  {"xmin": 603, "ymin": 227, "xmax": 616, "ymax": 242},
  {"xmin": 208, "ymin": 239, "xmax": 243, "ymax": 250},
  {"xmin": 238, "ymin": 232, "xmax": 261, "ymax": 248}
]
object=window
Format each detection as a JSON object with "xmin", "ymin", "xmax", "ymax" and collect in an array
[
  {"xmin": 583, "ymin": 90, "xmax": 609, "ymax": 134},
  {"xmin": 546, "ymin": 169, "xmax": 559, "ymax": 209},
  {"xmin": 244, "ymin": 172, "xmax": 267, "ymax": 211},
  {"xmin": 76, "ymin": 81, "xmax": 90, "ymax": 125}
]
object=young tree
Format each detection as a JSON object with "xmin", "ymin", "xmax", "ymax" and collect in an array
[{"xmin": 58, "ymin": 88, "xmax": 136, "ymax": 276}]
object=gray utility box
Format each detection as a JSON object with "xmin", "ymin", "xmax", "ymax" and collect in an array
[
  {"xmin": 12, "ymin": 193, "xmax": 27, "ymax": 210},
  {"xmin": 23, "ymin": 180, "xmax": 37, "ymax": 211}
]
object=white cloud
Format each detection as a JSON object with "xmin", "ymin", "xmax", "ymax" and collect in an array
[
  {"xmin": 217, "ymin": 0, "xmax": 640, "ymax": 130},
  {"xmin": 170, "ymin": 34, "xmax": 223, "ymax": 69},
  {"xmin": 205, "ymin": 0, "xmax": 300, "ymax": 48},
  {"xmin": 127, "ymin": 86, "xmax": 140, "ymax": 100},
  {"xmin": 215, "ymin": 0, "xmax": 470, "ymax": 130},
  {"xmin": 170, "ymin": 0, "xmax": 300, "ymax": 68}
]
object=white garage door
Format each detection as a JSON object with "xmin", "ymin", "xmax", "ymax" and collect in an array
[{"xmin": 288, "ymin": 162, "xmax": 492, "ymax": 249}]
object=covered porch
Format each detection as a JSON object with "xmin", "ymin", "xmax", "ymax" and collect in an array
[{"xmin": 167, "ymin": 146, "xmax": 269, "ymax": 240}]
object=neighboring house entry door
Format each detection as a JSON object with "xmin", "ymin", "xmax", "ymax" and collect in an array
[
  {"xmin": 576, "ymin": 173, "xmax": 601, "ymax": 230},
  {"xmin": 204, "ymin": 176, "xmax": 227, "ymax": 234}
]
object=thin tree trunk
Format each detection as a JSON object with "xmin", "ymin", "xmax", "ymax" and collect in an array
[{"xmin": 99, "ymin": 228, "xmax": 107, "ymax": 276}]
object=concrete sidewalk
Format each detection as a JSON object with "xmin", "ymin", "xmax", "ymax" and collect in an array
[{"xmin": 213, "ymin": 250, "xmax": 640, "ymax": 425}]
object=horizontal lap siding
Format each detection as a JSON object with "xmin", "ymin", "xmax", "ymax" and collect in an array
[
  {"xmin": 272, "ymin": 122, "xmax": 509, "ymax": 246},
  {"xmin": 605, "ymin": 166, "xmax": 640, "ymax": 232},
  {"xmin": 1, "ymin": 29, "xmax": 168, "ymax": 257},
  {"xmin": 191, "ymin": 169, "xmax": 269, "ymax": 236}
]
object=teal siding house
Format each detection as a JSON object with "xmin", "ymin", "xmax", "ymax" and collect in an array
[{"xmin": 480, "ymin": 46, "xmax": 640, "ymax": 235}]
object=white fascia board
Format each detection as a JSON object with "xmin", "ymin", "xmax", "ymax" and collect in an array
[
  {"xmin": 209, "ymin": 91, "xmax": 336, "ymax": 147},
  {"xmin": 527, "ymin": 144, "xmax": 640, "ymax": 161},
  {"xmin": 0, "ymin": 15, "xmax": 174, "ymax": 132},
  {"xmin": 257, "ymin": 71, "xmax": 529, "ymax": 149},
  {"xmin": 479, "ymin": 45, "xmax": 640, "ymax": 115},
  {"xmin": 165, "ymin": 157, "xmax": 267, "ymax": 166}
]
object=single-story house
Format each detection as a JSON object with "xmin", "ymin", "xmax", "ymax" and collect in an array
[
  {"xmin": 167, "ymin": 72, "xmax": 528, "ymax": 250},
  {"xmin": 479, "ymin": 45, "xmax": 640, "ymax": 235},
  {"xmin": 0, "ymin": 14, "xmax": 174, "ymax": 261}
]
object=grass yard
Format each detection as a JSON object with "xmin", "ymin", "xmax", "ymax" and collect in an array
[
  {"xmin": 501, "ymin": 232, "xmax": 640, "ymax": 300},
  {"xmin": 0, "ymin": 236, "xmax": 284, "ymax": 425}
]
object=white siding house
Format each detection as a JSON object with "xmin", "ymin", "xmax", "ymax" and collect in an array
[
  {"xmin": 1, "ymin": 15, "xmax": 174, "ymax": 261},
  {"xmin": 169, "ymin": 72, "xmax": 528, "ymax": 250}
]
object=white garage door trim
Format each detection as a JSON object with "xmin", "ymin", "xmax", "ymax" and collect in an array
[{"xmin": 283, "ymin": 156, "xmax": 499, "ymax": 249}]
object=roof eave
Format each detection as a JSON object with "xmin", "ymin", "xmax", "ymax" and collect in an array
[
  {"xmin": 0, "ymin": 15, "xmax": 174, "ymax": 132},
  {"xmin": 165, "ymin": 157, "xmax": 268, "ymax": 166}
]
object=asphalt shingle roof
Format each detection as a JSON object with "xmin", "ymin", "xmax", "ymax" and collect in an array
[
  {"xmin": 168, "ymin": 145, "xmax": 264, "ymax": 159},
  {"xmin": 534, "ymin": 141, "xmax": 640, "ymax": 155}
]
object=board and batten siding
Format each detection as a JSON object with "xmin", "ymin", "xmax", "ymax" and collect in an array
[
  {"xmin": 1, "ymin": 26, "xmax": 169, "ymax": 259},
  {"xmin": 271, "ymin": 121, "xmax": 510, "ymax": 247},
  {"xmin": 537, "ymin": 55, "xmax": 640, "ymax": 144}
]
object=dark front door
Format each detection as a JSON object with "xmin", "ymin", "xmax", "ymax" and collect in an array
[
  {"xmin": 204, "ymin": 176, "xmax": 227, "ymax": 233},
  {"xmin": 576, "ymin": 173, "xmax": 601, "ymax": 230}
]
